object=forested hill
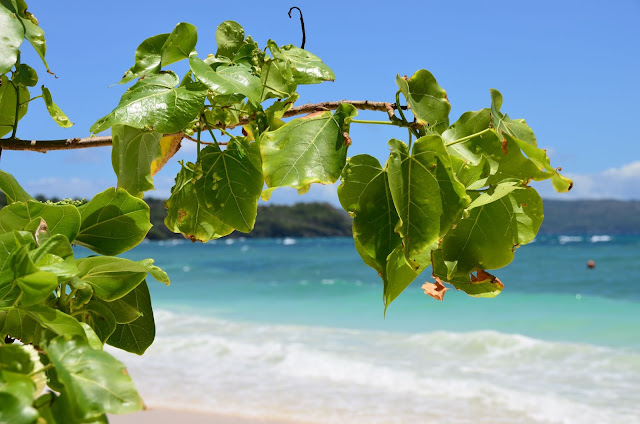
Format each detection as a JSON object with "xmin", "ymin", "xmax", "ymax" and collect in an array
[
  {"xmin": 1, "ymin": 194, "xmax": 639, "ymax": 237},
  {"xmin": 538, "ymin": 200, "xmax": 640, "ymax": 234},
  {"xmin": 146, "ymin": 199, "xmax": 352, "ymax": 239}
]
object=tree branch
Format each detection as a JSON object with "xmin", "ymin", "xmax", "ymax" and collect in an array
[{"xmin": 0, "ymin": 100, "xmax": 411, "ymax": 152}]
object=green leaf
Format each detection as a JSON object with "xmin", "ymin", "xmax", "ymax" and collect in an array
[
  {"xmin": 164, "ymin": 161, "xmax": 234, "ymax": 242},
  {"xmin": 216, "ymin": 21, "xmax": 245, "ymax": 58},
  {"xmin": 260, "ymin": 103, "xmax": 357, "ymax": 196},
  {"xmin": 442, "ymin": 109, "xmax": 558, "ymax": 189},
  {"xmin": 387, "ymin": 136, "xmax": 469, "ymax": 267},
  {"xmin": 197, "ymin": 142, "xmax": 263, "ymax": 233},
  {"xmin": 41, "ymin": 86, "xmax": 73, "ymax": 128},
  {"xmin": 190, "ymin": 57, "xmax": 262, "ymax": 104},
  {"xmin": 75, "ymin": 188, "xmax": 151, "ymax": 255},
  {"xmin": 0, "ymin": 170, "xmax": 33, "ymax": 204},
  {"xmin": 396, "ymin": 70, "xmax": 450, "ymax": 134},
  {"xmin": 94, "ymin": 298, "xmax": 141, "ymax": 325},
  {"xmin": 0, "ymin": 391, "xmax": 38, "ymax": 424},
  {"xmin": 465, "ymin": 181, "xmax": 523, "ymax": 211},
  {"xmin": 16, "ymin": 271, "xmax": 58, "ymax": 306},
  {"xmin": 119, "ymin": 23, "xmax": 197, "ymax": 84},
  {"xmin": 111, "ymin": 125, "xmax": 162, "ymax": 198},
  {"xmin": 107, "ymin": 281, "xmax": 155, "ymax": 355},
  {"xmin": 8, "ymin": 1, "xmax": 48, "ymax": 71},
  {"xmin": 438, "ymin": 187, "xmax": 543, "ymax": 278},
  {"xmin": 29, "ymin": 234, "xmax": 76, "ymax": 276},
  {"xmin": 510, "ymin": 134, "xmax": 573, "ymax": 192},
  {"xmin": 489, "ymin": 90, "xmax": 572, "ymax": 192},
  {"xmin": 0, "ymin": 231, "xmax": 35, "ymax": 285},
  {"xmin": 160, "ymin": 22, "xmax": 197, "ymax": 67},
  {"xmin": 384, "ymin": 245, "xmax": 432, "ymax": 309},
  {"xmin": 264, "ymin": 94, "xmax": 299, "ymax": 131},
  {"xmin": 15, "ymin": 64, "xmax": 37, "ymax": 87},
  {"xmin": 91, "ymin": 71, "xmax": 207, "ymax": 134},
  {"xmin": 118, "ymin": 33, "xmax": 169, "ymax": 84},
  {"xmin": 0, "ymin": 308, "xmax": 38, "ymax": 343},
  {"xmin": 0, "ymin": 2, "xmax": 25, "ymax": 74},
  {"xmin": 260, "ymin": 41, "xmax": 297, "ymax": 101},
  {"xmin": 46, "ymin": 336, "xmax": 144, "ymax": 420},
  {"xmin": 0, "ymin": 75, "xmax": 29, "ymax": 138},
  {"xmin": 338, "ymin": 155, "xmax": 400, "ymax": 274},
  {"xmin": 0, "ymin": 344, "xmax": 33, "ymax": 375},
  {"xmin": 279, "ymin": 45, "xmax": 335, "ymax": 84},
  {"xmin": 490, "ymin": 89, "xmax": 536, "ymax": 146},
  {"xmin": 24, "ymin": 305, "xmax": 87, "ymax": 341},
  {"xmin": 35, "ymin": 392, "xmax": 109, "ymax": 424},
  {"xmin": 76, "ymin": 256, "xmax": 147, "ymax": 301},
  {"xmin": 0, "ymin": 201, "xmax": 81, "ymax": 242},
  {"xmin": 77, "ymin": 301, "xmax": 117, "ymax": 343},
  {"xmin": 137, "ymin": 258, "xmax": 170, "ymax": 285}
]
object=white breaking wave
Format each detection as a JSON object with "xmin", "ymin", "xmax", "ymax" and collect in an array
[
  {"xmin": 108, "ymin": 310, "xmax": 640, "ymax": 424},
  {"xmin": 590, "ymin": 235, "xmax": 612, "ymax": 243},
  {"xmin": 559, "ymin": 236, "xmax": 584, "ymax": 244}
]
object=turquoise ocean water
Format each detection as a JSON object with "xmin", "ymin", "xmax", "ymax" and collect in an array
[{"xmin": 103, "ymin": 235, "xmax": 640, "ymax": 423}]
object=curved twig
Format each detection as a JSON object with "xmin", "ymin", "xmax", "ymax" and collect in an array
[{"xmin": 288, "ymin": 7, "xmax": 306, "ymax": 49}]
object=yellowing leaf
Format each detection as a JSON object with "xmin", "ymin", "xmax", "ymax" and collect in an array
[{"xmin": 151, "ymin": 133, "xmax": 183, "ymax": 176}]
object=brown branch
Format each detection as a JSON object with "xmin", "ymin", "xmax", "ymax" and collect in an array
[
  {"xmin": 0, "ymin": 136, "xmax": 115, "ymax": 152},
  {"xmin": 0, "ymin": 100, "xmax": 410, "ymax": 152}
]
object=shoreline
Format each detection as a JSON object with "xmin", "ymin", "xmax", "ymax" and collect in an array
[{"xmin": 109, "ymin": 407, "xmax": 309, "ymax": 424}]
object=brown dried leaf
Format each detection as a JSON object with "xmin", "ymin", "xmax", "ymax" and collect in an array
[{"xmin": 421, "ymin": 278, "xmax": 448, "ymax": 301}]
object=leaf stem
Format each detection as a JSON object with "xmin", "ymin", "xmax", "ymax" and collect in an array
[
  {"xmin": 9, "ymin": 56, "xmax": 21, "ymax": 139},
  {"xmin": 395, "ymin": 91, "xmax": 419, "ymax": 139},
  {"xmin": 196, "ymin": 116, "xmax": 202, "ymax": 156},
  {"xmin": 200, "ymin": 113, "xmax": 222, "ymax": 151},
  {"xmin": 9, "ymin": 81, "xmax": 20, "ymax": 139},
  {"xmin": 20, "ymin": 95, "xmax": 42, "ymax": 106},
  {"xmin": 350, "ymin": 119, "xmax": 396, "ymax": 126},
  {"xmin": 29, "ymin": 363, "xmax": 53, "ymax": 377},
  {"xmin": 444, "ymin": 128, "xmax": 493, "ymax": 147}
]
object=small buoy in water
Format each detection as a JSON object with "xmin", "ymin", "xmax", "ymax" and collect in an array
[{"xmin": 587, "ymin": 260, "xmax": 595, "ymax": 269}]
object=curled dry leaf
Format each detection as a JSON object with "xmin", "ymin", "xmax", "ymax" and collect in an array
[{"xmin": 421, "ymin": 278, "xmax": 448, "ymax": 301}]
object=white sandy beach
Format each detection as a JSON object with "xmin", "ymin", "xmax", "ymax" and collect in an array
[{"xmin": 109, "ymin": 408, "xmax": 307, "ymax": 424}]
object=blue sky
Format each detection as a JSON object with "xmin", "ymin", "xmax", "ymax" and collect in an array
[{"xmin": 3, "ymin": 0, "xmax": 640, "ymax": 203}]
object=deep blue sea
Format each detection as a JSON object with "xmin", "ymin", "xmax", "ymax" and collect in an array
[{"xmin": 102, "ymin": 234, "xmax": 640, "ymax": 423}]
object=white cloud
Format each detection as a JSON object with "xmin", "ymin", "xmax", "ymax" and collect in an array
[{"xmin": 534, "ymin": 160, "xmax": 640, "ymax": 200}]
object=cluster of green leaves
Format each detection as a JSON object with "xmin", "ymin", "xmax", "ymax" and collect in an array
[
  {"xmin": 0, "ymin": 3, "xmax": 572, "ymax": 421},
  {"xmin": 339, "ymin": 73, "xmax": 571, "ymax": 308},
  {"xmin": 0, "ymin": 0, "xmax": 71, "ymax": 138},
  {"xmin": 90, "ymin": 19, "xmax": 570, "ymax": 307},
  {"xmin": 88, "ymin": 20, "xmax": 341, "ymax": 244},
  {"xmin": 0, "ymin": 171, "xmax": 168, "ymax": 423}
]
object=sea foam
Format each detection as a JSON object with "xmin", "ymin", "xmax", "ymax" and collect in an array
[{"xmin": 109, "ymin": 310, "xmax": 640, "ymax": 424}]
